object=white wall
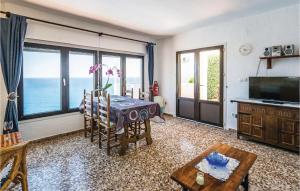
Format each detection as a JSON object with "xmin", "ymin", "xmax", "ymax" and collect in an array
[
  {"xmin": 0, "ymin": 2, "xmax": 156, "ymax": 140},
  {"xmin": 157, "ymin": 4, "xmax": 300, "ymax": 129}
]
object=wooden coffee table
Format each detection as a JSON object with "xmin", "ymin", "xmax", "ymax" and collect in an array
[{"xmin": 171, "ymin": 143, "xmax": 257, "ymax": 191}]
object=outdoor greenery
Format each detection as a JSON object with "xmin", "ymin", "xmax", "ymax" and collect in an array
[
  {"xmin": 188, "ymin": 77, "xmax": 195, "ymax": 84},
  {"xmin": 207, "ymin": 55, "xmax": 220, "ymax": 100}
]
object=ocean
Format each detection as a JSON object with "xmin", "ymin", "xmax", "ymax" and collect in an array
[{"xmin": 23, "ymin": 77, "xmax": 141, "ymax": 115}]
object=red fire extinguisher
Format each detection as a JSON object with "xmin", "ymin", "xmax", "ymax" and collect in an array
[{"xmin": 152, "ymin": 81, "xmax": 159, "ymax": 96}]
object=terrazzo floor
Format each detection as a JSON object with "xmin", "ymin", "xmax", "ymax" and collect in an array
[{"xmin": 11, "ymin": 117, "xmax": 300, "ymax": 191}]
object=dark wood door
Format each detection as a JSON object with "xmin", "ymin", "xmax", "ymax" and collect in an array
[{"xmin": 176, "ymin": 46, "xmax": 224, "ymax": 126}]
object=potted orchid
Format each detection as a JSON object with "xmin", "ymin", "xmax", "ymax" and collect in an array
[{"xmin": 89, "ymin": 64, "xmax": 121, "ymax": 92}]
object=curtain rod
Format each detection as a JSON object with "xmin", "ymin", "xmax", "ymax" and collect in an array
[{"xmin": 0, "ymin": 11, "xmax": 156, "ymax": 45}]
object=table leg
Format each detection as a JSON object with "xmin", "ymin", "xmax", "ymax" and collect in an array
[
  {"xmin": 119, "ymin": 124, "xmax": 129, "ymax": 155},
  {"xmin": 241, "ymin": 173, "xmax": 249, "ymax": 191},
  {"xmin": 145, "ymin": 119, "xmax": 153, "ymax": 145}
]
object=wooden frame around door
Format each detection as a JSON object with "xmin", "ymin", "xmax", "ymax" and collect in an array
[{"xmin": 176, "ymin": 45, "xmax": 224, "ymax": 127}]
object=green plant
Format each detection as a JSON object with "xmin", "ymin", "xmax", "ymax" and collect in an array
[
  {"xmin": 207, "ymin": 55, "xmax": 220, "ymax": 100},
  {"xmin": 188, "ymin": 77, "xmax": 194, "ymax": 84}
]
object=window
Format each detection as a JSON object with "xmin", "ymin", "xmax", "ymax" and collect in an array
[
  {"xmin": 179, "ymin": 53, "xmax": 195, "ymax": 98},
  {"xmin": 23, "ymin": 47, "xmax": 61, "ymax": 115},
  {"xmin": 69, "ymin": 51, "xmax": 94, "ymax": 109},
  {"xmin": 19, "ymin": 43, "xmax": 144, "ymax": 120},
  {"xmin": 102, "ymin": 55, "xmax": 121, "ymax": 95},
  {"xmin": 19, "ymin": 43, "xmax": 96, "ymax": 120},
  {"xmin": 126, "ymin": 57, "xmax": 143, "ymax": 98}
]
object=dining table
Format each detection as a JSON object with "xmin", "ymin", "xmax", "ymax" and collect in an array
[{"xmin": 79, "ymin": 95, "xmax": 161, "ymax": 155}]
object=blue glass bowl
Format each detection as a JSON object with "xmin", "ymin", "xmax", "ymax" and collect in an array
[{"xmin": 205, "ymin": 152, "xmax": 229, "ymax": 167}]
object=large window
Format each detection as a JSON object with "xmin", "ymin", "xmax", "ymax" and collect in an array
[
  {"xmin": 19, "ymin": 43, "xmax": 144, "ymax": 120},
  {"xmin": 23, "ymin": 47, "xmax": 61, "ymax": 115},
  {"xmin": 19, "ymin": 43, "xmax": 96, "ymax": 120}
]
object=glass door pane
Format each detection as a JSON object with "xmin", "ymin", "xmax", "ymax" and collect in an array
[
  {"xmin": 69, "ymin": 51, "xmax": 94, "ymax": 109},
  {"xmin": 180, "ymin": 53, "xmax": 194, "ymax": 98},
  {"xmin": 23, "ymin": 48, "xmax": 61, "ymax": 115},
  {"xmin": 126, "ymin": 57, "xmax": 143, "ymax": 98},
  {"xmin": 199, "ymin": 49, "xmax": 220, "ymax": 101},
  {"xmin": 102, "ymin": 55, "xmax": 121, "ymax": 95}
]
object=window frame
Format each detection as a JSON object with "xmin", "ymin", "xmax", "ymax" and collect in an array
[
  {"xmin": 97, "ymin": 51, "xmax": 144, "ymax": 96},
  {"xmin": 67, "ymin": 47, "xmax": 97, "ymax": 112},
  {"xmin": 18, "ymin": 43, "xmax": 144, "ymax": 120}
]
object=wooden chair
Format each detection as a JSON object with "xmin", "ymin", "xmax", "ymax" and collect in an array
[
  {"xmin": 0, "ymin": 141, "xmax": 29, "ymax": 191},
  {"xmin": 124, "ymin": 88, "xmax": 133, "ymax": 98},
  {"xmin": 97, "ymin": 92, "xmax": 120, "ymax": 155},
  {"xmin": 83, "ymin": 89, "xmax": 98, "ymax": 142}
]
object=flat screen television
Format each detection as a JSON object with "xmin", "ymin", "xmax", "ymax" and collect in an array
[{"xmin": 249, "ymin": 77, "xmax": 300, "ymax": 103}]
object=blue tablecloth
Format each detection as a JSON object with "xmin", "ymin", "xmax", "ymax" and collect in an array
[{"xmin": 79, "ymin": 95, "xmax": 160, "ymax": 132}]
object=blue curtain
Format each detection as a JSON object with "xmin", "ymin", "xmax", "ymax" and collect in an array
[
  {"xmin": 146, "ymin": 43, "xmax": 154, "ymax": 86},
  {"xmin": 0, "ymin": 14, "xmax": 27, "ymax": 134}
]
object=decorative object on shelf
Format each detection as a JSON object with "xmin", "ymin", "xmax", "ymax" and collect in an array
[
  {"xmin": 271, "ymin": 45, "xmax": 282, "ymax": 56},
  {"xmin": 89, "ymin": 64, "xmax": 121, "ymax": 91},
  {"xmin": 283, "ymin": 44, "xmax": 294, "ymax": 56},
  {"xmin": 195, "ymin": 152, "xmax": 240, "ymax": 181},
  {"xmin": 196, "ymin": 171, "xmax": 205, "ymax": 185},
  {"xmin": 205, "ymin": 152, "xmax": 229, "ymax": 167},
  {"xmin": 263, "ymin": 47, "xmax": 272, "ymax": 57},
  {"xmin": 239, "ymin": 43, "xmax": 253, "ymax": 56}
]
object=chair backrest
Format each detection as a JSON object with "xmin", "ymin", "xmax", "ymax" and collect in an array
[
  {"xmin": 97, "ymin": 91, "xmax": 111, "ymax": 129},
  {"xmin": 0, "ymin": 141, "xmax": 29, "ymax": 190},
  {"xmin": 139, "ymin": 88, "xmax": 149, "ymax": 100},
  {"xmin": 83, "ymin": 89, "xmax": 93, "ymax": 117},
  {"xmin": 124, "ymin": 88, "xmax": 133, "ymax": 98}
]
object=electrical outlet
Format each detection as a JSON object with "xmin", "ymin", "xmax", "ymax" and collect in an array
[{"xmin": 231, "ymin": 113, "xmax": 237, "ymax": 118}]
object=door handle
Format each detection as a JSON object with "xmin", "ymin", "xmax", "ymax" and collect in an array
[{"xmin": 63, "ymin": 78, "xmax": 66, "ymax": 86}]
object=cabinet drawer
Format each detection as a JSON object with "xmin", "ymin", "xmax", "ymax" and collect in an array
[
  {"xmin": 252, "ymin": 127, "xmax": 263, "ymax": 139},
  {"xmin": 252, "ymin": 105, "xmax": 266, "ymax": 115},
  {"xmin": 239, "ymin": 124, "xmax": 251, "ymax": 135},
  {"xmin": 277, "ymin": 109, "xmax": 299, "ymax": 120},
  {"xmin": 239, "ymin": 114, "xmax": 251, "ymax": 124},
  {"xmin": 280, "ymin": 133, "xmax": 294, "ymax": 146},
  {"xmin": 281, "ymin": 120, "xmax": 295, "ymax": 134},
  {"xmin": 239, "ymin": 103, "xmax": 252, "ymax": 113},
  {"xmin": 252, "ymin": 115, "xmax": 263, "ymax": 127}
]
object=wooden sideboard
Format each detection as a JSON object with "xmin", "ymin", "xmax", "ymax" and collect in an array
[{"xmin": 235, "ymin": 100, "xmax": 299, "ymax": 152}]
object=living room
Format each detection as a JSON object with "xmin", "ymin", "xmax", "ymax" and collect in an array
[{"xmin": 0, "ymin": 0, "xmax": 299, "ymax": 190}]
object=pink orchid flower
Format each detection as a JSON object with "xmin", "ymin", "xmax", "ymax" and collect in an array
[{"xmin": 106, "ymin": 68, "xmax": 114, "ymax": 76}]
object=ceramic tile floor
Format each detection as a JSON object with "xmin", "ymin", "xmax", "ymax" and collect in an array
[{"xmin": 10, "ymin": 117, "xmax": 300, "ymax": 191}]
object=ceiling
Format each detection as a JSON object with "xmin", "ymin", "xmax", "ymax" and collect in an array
[{"xmin": 5, "ymin": 0, "xmax": 300, "ymax": 37}]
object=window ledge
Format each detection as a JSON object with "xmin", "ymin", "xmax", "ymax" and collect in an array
[{"xmin": 19, "ymin": 112, "xmax": 82, "ymax": 125}]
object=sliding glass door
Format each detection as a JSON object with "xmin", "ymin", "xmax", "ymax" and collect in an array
[{"xmin": 176, "ymin": 46, "xmax": 224, "ymax": 126}]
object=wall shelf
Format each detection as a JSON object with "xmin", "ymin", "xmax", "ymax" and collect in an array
[{"xmin": 260, "ymin": 55, "xmax": 300, "ymax": 69}]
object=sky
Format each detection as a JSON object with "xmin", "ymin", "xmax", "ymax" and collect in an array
[{"xmin": 24, "ymin": 50, "xmax": 142, "ymax": 78}]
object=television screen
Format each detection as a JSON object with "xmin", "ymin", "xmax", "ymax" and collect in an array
[{"xmin": 249, "ymin": 77, "xmax": 300, "ymax": 103}]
